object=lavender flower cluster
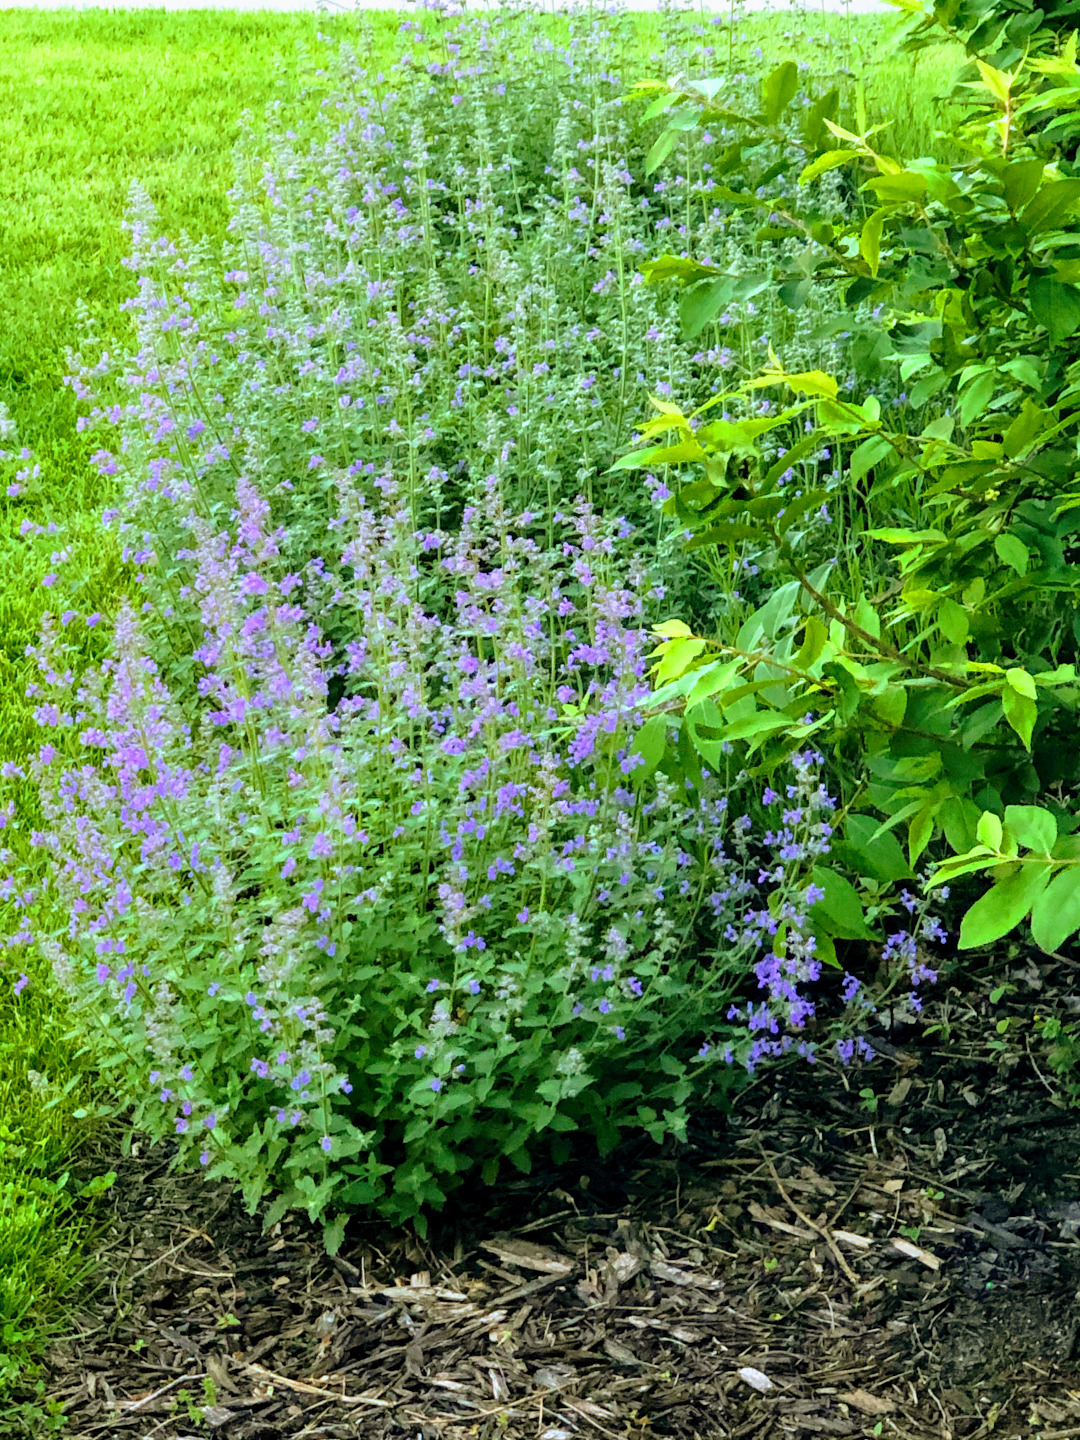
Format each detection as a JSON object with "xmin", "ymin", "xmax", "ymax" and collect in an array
[
  {"xmin": 3, "ymin": 454, "xmax": 872, "ymax": 1232},
  {"xmin": 63, "ymin": 2, "xmax": 851, "ymax": 636}
]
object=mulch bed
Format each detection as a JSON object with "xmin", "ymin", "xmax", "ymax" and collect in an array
[{"xmin": 40, "ymin": 953, "xmax": 1080, "ymax": 1440}]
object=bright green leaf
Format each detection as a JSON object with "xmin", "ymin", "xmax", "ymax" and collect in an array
[
  {"xmin": 1002, "ymin": 687, "xmax": 1037, "ymax": 749},
  {"xmin": 994, "ymin": 532, "xmax": 1030, "ymax": 575},
  {"xmin": 976, "ymin": 811, "xmax": 1004, "ymax": 850},
  {"xmin": 809, "ymin": 865, "xmax": 875, "ymax": 939},
  {"xmin": 1003, "ymin": 804, "xmax": 1057, "ymax": 854},
  {"xmin": 1031, "ymin": 867, "xmax": 1080, "ymax": 952},
  {"xmin": 958, "ymin": 862, "xmax": 1052, "ymax": 949}
]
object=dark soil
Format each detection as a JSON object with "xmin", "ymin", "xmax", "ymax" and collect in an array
[{"xmin": 36, "ymin": 955, "xmax": 1080, "ymax": 1439}]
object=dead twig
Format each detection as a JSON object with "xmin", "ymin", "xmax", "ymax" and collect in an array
[{"xmin": 760, "ymin": 1152, "xmax": 860, "ymax": 1286}]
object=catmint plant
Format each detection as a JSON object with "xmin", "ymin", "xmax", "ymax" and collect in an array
[
  {"xmin": 63, "ymin": 3, "xmax": 853, "ymax": 635},
  {"xmin": 6, "ymin": 459, "xmax": 863, "ymax": 1241}
]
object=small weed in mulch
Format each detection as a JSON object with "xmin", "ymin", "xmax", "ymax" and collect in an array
[{"xmin": 26, "ymin": 954, "xmax": 1080, "ymax": 1440}]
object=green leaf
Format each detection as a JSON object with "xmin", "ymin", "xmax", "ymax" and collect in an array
[
  {"xmin": 958, "ymin": 862, "xmax": 1052, "ymax": 949},
  {"xmin": 680, "ymin": 278, "xmax": 733, "ymax": 339},
  {"xmin": 792, "ymin": 614, "xmax": 829, "ymax": 670},
  {"xmin": 685, "ymin": 522, "xmax": 765, "ymax": 551},
  {"xmin": 849, "ymin": 434, "xmax": 892, "ymax": 483},
  {"xmin": 639, "ymin": 254, "xmax": 724, "ymax": 285},
  {"xmin": 1029, "ymin": 277, "xmax": 1080, "ymax": 345},
  {"xmin": 976, "ymin": 811, "xmax": 1004, "ymax": 850},
  {"xmin": 645, "ymin": 129, "xmax": 679, "ymax": 175},
  {"xmin": 652, "ymin": 619, "xmax": 693, "ymax": 639},
  {"xmin": 1031, "ymin": 867, "xmax": 1080, "ymax": 952},
  {"xmin": 994, "ymin": 532, "xmax": 1030, "ymax": 575},
  {"xmin": 802, "ymin": 86, "xmax": 839, "ymax": 148},
  {"xmin": 1002, "ymin": 401, "xmax": 1045, "ymax": 461},
  {"xmin": 653, "ymin": 636, "xmax": 706, "ymax": 687},
  {"xmin": 1004, "ymin": 158, "xmax": 1045, "ymax": 212},
  {"xmin": 859, "ymin": 209, "xmax": 884, "ymax": 277},
  {"xmin": 1021, "ymin": 179, "xmax": 1080, "ymax": 236},
  {"xmin": 630, "ymin": 715, "xmax": 668, "ymax": 781},
  {"xmin": 607, "ymin": 438, "xmax": 705, "ymax": 472},
  {"xmin": 1003, "ymin": 804, "xmax": 1057, "ymax": 854},
  {"xmin": 777, "ymin": 369, "xmax": 838, "ymax": 400},
  {"xmin": 959, "ymin": 370, "xmax": 995, "ymax": 428},
  {"xmin": 809, "ymin": 865, "xmax": 875, "ymax": 939},
  {"xmin": 685, "ymin": 658, "xmax": 742, "ymax": 711},
  {"xmin": 1006, "ymin": 667, "xmax": 1036, "ymax": 699},
  {"xmin": 841, "ymin": 813, "xmax": 913, "ymax": 883},
  {"xmin": 761, "ymin": 61, "xmax": 799, "ymax": 124},
  {"xmin": 936, "ymin": 598, "xmax": 970, "ymax": 645},
  {"xmin": 864, "ymin": 170, "xmax": 927, "ymax": 204},
  {"xmin": 908, "ymin": 805, "xmax": 936, "ymax": 867},
  {"xmin": 799, "ymin": 149, "xmax": 858, "ymax": 186},
  {"xmin": 1002, "ymin": 687, "xmax": 1037, "ymax": 749}
]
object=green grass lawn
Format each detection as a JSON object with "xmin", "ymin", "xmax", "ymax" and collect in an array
[{"xmin": 0, "ymin": 3, "xmax": 962, "ymax": 1407}]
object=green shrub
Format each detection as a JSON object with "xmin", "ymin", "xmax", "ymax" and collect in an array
[{"xmin": 626, "ymin": 37, "xmax": 1080, "ymax": 953}]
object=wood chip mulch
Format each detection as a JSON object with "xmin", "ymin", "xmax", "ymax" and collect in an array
[{"xmin": 36, "ymin": 954, "xmax": 1080, "ymax": 1440}]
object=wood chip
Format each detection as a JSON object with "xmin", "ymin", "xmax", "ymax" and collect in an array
[
  {"xmin": 886, "ymin": 1076, "xmax": 912, "ymax": 1107},
  {"xmin": 737, "ymin": 1367, "xmax": 774, "ymax": 1393},
  {"xmin": 649, "ymin": 1256, "xmax": 723, "ymax": 1289},
  {"xmin": 748, "ymin": 1200, "xmax": 817, "ymax": 1242},
  {"xmin": 890, "ymin": 1237, "xmax": 941, "ymax": 1271},
  {"xmin": 838, "ymin": 1389, "xmax": 896, "ymax": 1415},
  {"xmin": 481, "ymin": 1239, "xmax": 573, "ymax": 1275},
  {"xmin": 832, "ymin": 1229, "xmax": 873, "ymax": 1250}
]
